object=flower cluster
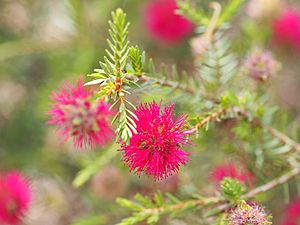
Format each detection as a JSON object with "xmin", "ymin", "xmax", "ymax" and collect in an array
[
  {"xmin": 273, "ymin": 9, "xmax": 300, "ymax": 51},
  {"xmin": 47, "ymin": 77, "xmax": 114, "ymax": 149},
  {"xmin": 211, "ymin": 163, "xmax": 254, "ymax": 187},
  {"xmin": 144, "ymin": 0, "xmax": 194, "ymax": 44},
  {"xmin": 228, "ymin": 201, "xmax": 272, "ymax": 225},
  {"xmin": 243, "ymin": 50, "xmax": 279, "ymax": 82},
  {"xmin": 0, "ymin": 172, "xmax": 31, "ymax": 225},
  {"xmin": 121, "ymin": 102, "xmax": 191, "ymax": 180},
  {"xmin": 282, "ymin": 199, "xmax": 300, "ymax": 225}
]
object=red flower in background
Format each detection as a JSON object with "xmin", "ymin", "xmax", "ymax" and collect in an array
[
  {"xmin": 273, "ymin": 9, "xmax": 300, "ymax": 51},
  {"xmin": 282, "ymin": 199, "xmax": 300, "ymax": 225},
  {"xmin": 0, "ymin": 172, "xmax": 31, "ymax": 225},
  {"xmin": 47, "ymin": 77, "xmax": 114, "ymax": 149},
  {"xmin": 122, "ymin": 102, "xmax": 191, "ymax": 180},
  {"xmin": 144, "ymin": 0, "xmax": 194, "ymax": 44},
  {"xmin": 211, "ymin": 163, "xmax": 254, "ymax": 187}
]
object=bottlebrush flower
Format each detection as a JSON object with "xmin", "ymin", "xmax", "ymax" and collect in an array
[
  {"xmin": 211, "ymin": 163, "xmax": 254, "ymax": 187},
  {"xmin": 121, "ymin": 102, "xmax": 191, "ymax": 180},
  {"xmin": 273, "ymin": 9, "xmax": 300, "ymax": 51},
  {"xmin": 144, "ymin": 0, "xmax": 194, "ymax": 44},
  {"xmin": 0, "ymin": 172, "xmax": 31, "ymax": 225},
  {"xmin": 243, "ymin": 50, "xmax": 279, "ymax": 82},
  {"xmin": 282, "ymin": 199, "xmax": 300, "ymax": 225},
  {"xmin": 47, "ymin": 77, "xmax": 114, "ymax": 149},
  {"xmin": 228, "ymin": 201, "xmax": 272, "ymax": 225}
]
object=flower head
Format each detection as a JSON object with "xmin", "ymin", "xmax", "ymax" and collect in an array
[
  {"xmin": 121, "ymin": 102, "xmax": 191, "ymax": 180},
  {"xmin": 243, "ymin": 50, "xmax": 279, "ymax": 82},
  {"xmin": 228, "ymin": 201, "xmax": 272, "ymax": 225},
  {"xmin": 273, "ymin": 9, "xmax": 300, "ymax": 51},
  {"xmin": 144, "ymin": 0, "xmax": 194, "ymax": 44},
  {"xmin": 0, "ymin": 172, "xmax": 31, "ymax": 225},
  {"xmin": 282, "ymin": 199, "xmax": 300, "ymax": 225},
  {"xmin": 211, "ymin": 163, "xmax": 254, "ymax": 187},
  {"xmin": 47, "ymin": 77, "xmax": 114, "ymax": 149}
]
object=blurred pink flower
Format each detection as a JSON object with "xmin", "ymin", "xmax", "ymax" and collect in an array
[
  {"xmin": 228, "ymin": 202, "xmax": 271, "ymax": 225},
  {"xmin": 144, "ymin": 0, "xmax": 194, "ymax": 44},
  {"xmin": 122, "ymin": 102, "xmax": 191, "ymax": 180},
  {"xmin": 243, "ymin": 50, "xmax": 279, "ymax": 82},
  {"xmin": 211, "ymin": 163, "xmax": 254, "ymax": 187},
  {"xmin": 282, "ymin": 199, "xmax": 300, "ymax": 225},
  {"xmin": 273, "ymin": 9, "xmax": 300, "ymax": 51},
  {"xmin": 47, "ymin": 76, "xmax": 114, "ymax": 149},
  {"xmin": 0, "ymin": 172, "xmax": 31, "ymax": 225}
]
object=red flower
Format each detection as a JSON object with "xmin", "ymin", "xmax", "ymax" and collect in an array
[
  {"xmin": 121, "ymin": 102, "xmax": 191, "ymax": 180},
  {"xmin": 0, "ymin": 172, "xmax": 31, "ymax": 225},
  {"xmin": 282, "ymin": 199, "xmax": 300, "ymax": 225},
  {"xmin": 211, "ymin": 163, "xmax": 254, "ymax": 187},
  {"xmin": 144, "ymin": 0, "xmax": 194, "ymax": 44},
  {"xmin": 273, "ymin": 9, "xmax": 300, "ymax": 51},
  {"xmin": 47, "ymin": 77, "xmax": 114, "ymax": 149}
]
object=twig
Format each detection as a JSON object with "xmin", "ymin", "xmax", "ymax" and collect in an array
[
  {"xmin": 265, "ymin": 126, "xmax": 300, "ymax": 153},
  {"xmin": 211, "ymin": 166, "xmax": 300, "ymax": 214},
  {"xmin": 143, "ymin": 197, "xmax": 221, "ymax": 215},
  {"xmin": 192, "ymin": 106, "xmax": 249, "ymax": 132},
  {"xmin": 191, "ymin": 108, "xmax": 228, "ymax": 132},
  {"xmin": 206, "ymin": 2, "xmax": 222, "ymax": 38},
  {"xmin": 243, "ymin": 166, "xmax": 300, "ymax": 199},
  {"xmin": 194, "ymin": 106, "xmax": 300, "ymax": 154},
  {"xmin": 129, "ymin": 166, "xmax": 300, "ymax": 219}
]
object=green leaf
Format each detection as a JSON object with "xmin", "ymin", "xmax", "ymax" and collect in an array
[
  {"xmin": 176, "ymin": 0, "xmax": 210, "ymax": 25},
  {"xmin": 84, "ymin": 78, "xmax": 107, "ymax": 86},
  {"xmin": 154, "ymin": 191, "xmax": 164, "ymax": 207},
  {"xmin": 129, "ymin": 46, "xmax": 144, "ymax": 75},
  {"xmin": 218, "ymin": 0, "xmax": 245, "ymax": 25},
  {"xmin": 116, "ymin": 198, "xmax": 144, "ymax": 212},
  {"xmin": 147, "ymin": 214, "xmax": 160, "ymax": 224}
]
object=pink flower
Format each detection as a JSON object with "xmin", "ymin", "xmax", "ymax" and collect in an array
[
  {"xmin": 211, "ymin": 164, "xmax": 254, "ymax": 187},
  {"xmin": 144, "ymin": 0, "xmax": 194, "ymax": 44},
  {"xmin": 0, "ymin": 172, "xmax": 31, "ymax": 225},
  {"xmin": 243, "ymin": 50, "xmax": 279, "ymax": 82},
  {"xmin": 121, "ymin": 102, "xmax": 191, "ymax": 180},
  {"xmin": 273, "ymin": 9, "xmax": 300, "ymax": 51},
  {"xmin": 228, "ymin": 201, "xmax": 271, "ymax": 225},
  {"xmin": 282, "ymin": 199, "xmax": 300, "ymax": 225},
  {"xmin": 47, "ymin": 77, "xmax": 114, "ymax": 149}
]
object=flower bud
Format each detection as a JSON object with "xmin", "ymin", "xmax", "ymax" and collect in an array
[
  {"xmin": 243, "ymin": 50, "xmax": 279, "ymax": 82},
  {"xmin": 228, "ymin": 201, "xmax": 272, "ymax": 225}
]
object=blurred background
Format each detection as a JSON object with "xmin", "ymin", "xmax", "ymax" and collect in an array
[{"xmin": 1, "ymin": 0, "xmax": 300, "ymax": 224}]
